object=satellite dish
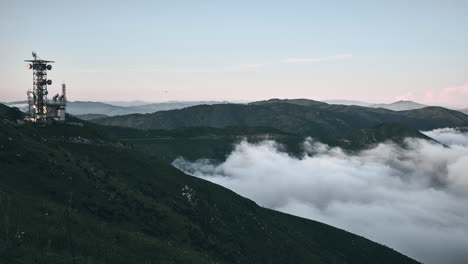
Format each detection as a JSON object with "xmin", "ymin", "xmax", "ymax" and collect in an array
[
  {"xmin": 47, "ymin": 80, "xmax": 52, "ymax": 85},
  {"xmin": 26, "ymin": 63, "xmax": 32, "ymax": 69},
  {"xmin": 47, "ymin": 65, "xmax": 52, "ymax": 70}
]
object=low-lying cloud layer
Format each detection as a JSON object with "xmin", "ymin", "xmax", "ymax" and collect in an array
[{"xmin": 173, "ymin": 128, "xmax": 468, "ymax": 264}]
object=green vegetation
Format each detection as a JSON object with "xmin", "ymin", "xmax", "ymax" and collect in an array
[
  {"xmin": 92, "ymin": 99, "xmax": 468, "ymax": 137},
  {"xmin": 0, "ymin": 104, "xmax": 419, "ymax": 263},
  {"xmin": 93, "ymin": 125, "xmax": 295, "ymax": 162},
  {"xmin": 93, "ymin": 120, "xmax": 437, "ymax": 163},
  {"xmin": 74, "ymin": 114, "xmax": 109, "ymax": 120},
  {"xmin": 323, "ymin": 123, "xmax": 435, "ymax": 150}
]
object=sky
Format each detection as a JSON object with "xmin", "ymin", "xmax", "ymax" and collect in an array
[{"xmin": 1, "ymin": 0, "xmax": 467, "ymax": 107}]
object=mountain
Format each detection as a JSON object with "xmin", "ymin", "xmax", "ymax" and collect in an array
[
  {"xmin": 74, "ymin": 113, "xmax": 109, "ymax": 120},
  {"xmin": 324, "ymin": 123, "xmax": 435, "ymax": 149},
  {"xmin": 2, "ymin": 101, "xmax": 127, "ymax": 116},
  {"xmin": 250, "ymin": 98, "xmax": 327, "ymax": 107},
  {"xmin": 96, "ymin": 125, "xmax": 297, "ymax": 162},
  {"xmin": 461, "ymin": 108, "xmax": 468, "ymax": 115},
  {"xmin": 67, "ymin": 101, "xmax": 129, "ymax": 115},
  {"xmin": 0, "ymin": 103, "xmax": 24, "ymax": 121},
  {"xmin": 104, "ymin": 100, "xmax": 151, "ymax": 107},
  {"xmin": 126, "ymin": 101, "xmax": 230, "ymax": 115},
  {"xmin": 67, "ymin": 101, "xmax": 230, "ymax": 116},
  {"xmin": 97, "ymin": 122, "xmax": 436, "ymax": 163},
  {"xmin": 92, "ymin": 99, "xmax": 468, "ymax": 137},
  {"xmin": 5, "ymin": 100, "xmax": 230, "ymax": 116},
  {"xmin": 0, "ymin": 104, "xmax": 419, "ymax": 264},
  {"xmin": 370, "ymin": 100, "xmax": 427, "ymax": 111},
  {"xmin": 322, "ymin": 99, "xmax": 372, "ymax": 106},
  {"xmin": 2, "ymin": 100, "xmax": 28, "ymax": 111}
]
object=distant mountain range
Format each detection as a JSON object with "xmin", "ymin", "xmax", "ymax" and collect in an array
[
  {"xmin": 3, "ymin": 100, "xmax": 231, "ymax": 118},
  {"xmin": 68, "ymin": 101, "xmax": 231, "ymax": 116},
  {"xmin": 74, "ymin": 113, "xmax": 109, "ymax": 120},
  {"xmin": 322, "ymin": 99, "xmax": 372, "ymax": 106},
  {"xmin": 369, "ymin": 100, "xmax": 427, "ymax": 111},
  {"xmin": 91, "ymin": 99, "xmax": 468, "ymax": 137},
  {"xmin": 4, "ymin": 99, "xmax": 467, "ymax": 118},
  {"xmin": 323, "ymin": 100, "xmax": 468, "ymax": 113}
]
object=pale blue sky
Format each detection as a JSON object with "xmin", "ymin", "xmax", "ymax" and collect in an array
[{"xmin": 1, "ymin": 0, "xmax": 467, "ymax": 106}]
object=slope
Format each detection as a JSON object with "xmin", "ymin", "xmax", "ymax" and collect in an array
[
  {"xmin": 324, "ymin": 123, "xmax": 435, "ymax": 149},
  {"xmin": 0, "ymin": 104, "xmax": 419, "ymax": 264},
  {"xmin": 96, "ymin": 122, "xmax": 436, "ymax": 163}
]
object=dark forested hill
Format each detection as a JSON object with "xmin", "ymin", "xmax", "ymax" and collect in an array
[
  {"xmin": 323, "ymin": 123, "xmax": 435, "ymax": 149},
  {"xmin": 96, "ymin": 122, "xmax": 435, "ymax": 163},
  {"xmin": 92, "ymin": 99, "xmax": 468, "ymax": 137},
  {"xmin": 0, "ymin": 104, "xmax": 419, "ymax": 264}
]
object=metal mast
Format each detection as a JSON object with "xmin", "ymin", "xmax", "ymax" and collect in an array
[{"xmin": 25, "ymin": 52, "xmax": 54, "ymax": 122}]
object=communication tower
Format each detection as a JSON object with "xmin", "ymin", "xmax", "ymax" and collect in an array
[{"xmin": 24, "ymin": 52, "xmax": 66, "ymax": 122}]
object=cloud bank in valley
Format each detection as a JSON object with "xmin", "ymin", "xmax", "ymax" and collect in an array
[{"xmin": 173, "ymin": 128, "xmax": 468, "ymax": 264}]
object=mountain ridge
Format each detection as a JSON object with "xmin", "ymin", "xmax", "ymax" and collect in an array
[
  {"xmin": 91, "ymin": 99, "xmax": 468, "ymax": 137},
  {"xmin": 3, "ymin": 100, "xmax": 232, "ymax": 116}
]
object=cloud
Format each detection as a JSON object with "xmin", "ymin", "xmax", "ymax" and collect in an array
[
  {"xmin": 424, "ymin": 84, "xmax": 468, "ymax": 107},
  {"xmin": 173, "ymin": 129, "xmax": 468, "ymax": 264},
  {"xmin": 423, "ymin": 128, "xmax": 468, "ymax": 147},
  {"xmin": 395, "ymin": 84, "xmax": 468, "ymax": 108},
  {"xmin": 394, "ymin": 92, "xmax": 414, "ymax": 101},
  {"xmin": 283, "ymin": 54, "xmax": 353, "ymax": 63}
]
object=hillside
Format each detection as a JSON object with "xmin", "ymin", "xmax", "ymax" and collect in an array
[
  {"xmin": 325, "ymin": 123, "xmax": 435, "ymax": 149},
  {"xmin": 370, "ymin": 100, "xmax": 427, "ymax": 111},
  {"xmin": 95, "ymin": 125, "xmax": 298, "ymax": 162},
  {"xmin": 74, "ymin": 113, "xmax": 109, "ymax": 120},
  {"xmin": 92, "ymin": 99, "xmax": 468, "ymax": 137},
  {"xmin": 99, "ymin": 122, "xmax": 435, "ymax": 163},
  {"xmin": 0, "ymin": 104, "xmax": 419, "ymax": 264},
  {"xmin": 461, "ymin": 108, "xmax": 468, "ymax": 115},
  {"xmin": 0, "ymin": 104, "xmax": 24, "ymax": 121}
]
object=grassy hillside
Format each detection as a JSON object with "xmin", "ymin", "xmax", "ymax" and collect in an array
[
  {"xmin": 0, "ymin": 104, "xmax": 419, "ymax": 264},
  {"xmin": 92, "ymin": 99, "xmax": 468, "ymax": 137}
]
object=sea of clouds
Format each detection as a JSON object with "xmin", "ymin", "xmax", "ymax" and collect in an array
[{"xmin": 173, "ymin": 128, "xmax": 468, "ymax": 264}]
